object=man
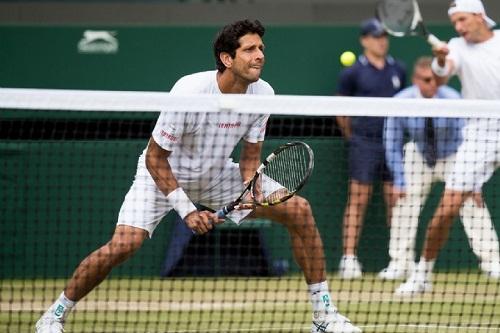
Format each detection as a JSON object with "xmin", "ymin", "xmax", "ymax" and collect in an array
[
  {"xmin": 336, "ymin": 18, "xmax": 406, "ymax": 279},
  {"xmin": 380, "ymin": 57, "xmax": 500, "ymax": 284},
  {"xmin": 35, "ymin": 20, "xmax": 361, "ymax": 333},
  {"xmin": 396, "ymin": 0, "xmax": 500, "ymax": 296}
]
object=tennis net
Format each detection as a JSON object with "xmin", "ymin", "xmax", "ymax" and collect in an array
[{"xmin": 1, "ymin": 88, "xmax": 500, "ymax": 333}]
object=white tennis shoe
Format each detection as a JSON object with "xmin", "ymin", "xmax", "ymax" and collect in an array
[
  {"xmin": 35, "ymin": 305, "xmax": 66, "ymax": 333},
  {"xmin": 378, "ymin": 261, "xmax": 415, "ymax": 280},
  {"xmin": 338, "ymin": 255, "xmax": 362, "ymax": 279},
  {"xmin": 480, "ymin": 261, "xmax": 500, "ymax": 279},
  {"xmin": 395, "ymin": 274, "xmax": 432, "ymax": 296},
  {"xmin": 311, "ymin": 310, "xmax": 362, "ymax": 333}
]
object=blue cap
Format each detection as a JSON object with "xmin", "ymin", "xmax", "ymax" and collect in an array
[{"xmin": 360, "ymin": 18, "xmax": 387, "ymax": 37}]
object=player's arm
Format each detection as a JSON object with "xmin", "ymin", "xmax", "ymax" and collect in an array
[
  {"xmin": 239, "ymin": 140, "xmax": 264, "ymax": 204},
  {"xmin": 431, "ymin": 44, "xmax": 455, "ymax": 86},
  {"xmin": 145, "ymin": 137, "xmax": 220, "ymax": 234},
  {"xmin": 239, "ymin": 140, "xmax": 263, "ymax": 183}
]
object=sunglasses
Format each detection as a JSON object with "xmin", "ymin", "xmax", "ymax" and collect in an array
[{"xmin": 415, "ymin": 75, "xmax": 435, "ymax": 83}]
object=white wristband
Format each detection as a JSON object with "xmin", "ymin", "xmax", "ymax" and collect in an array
[
  {"xmin": 166, "ymin": 187, "xmax": 197, "ymax": 220},
  {"xmin": 431, "ymin": 58, "xmax": 450, "ymax": 77}
]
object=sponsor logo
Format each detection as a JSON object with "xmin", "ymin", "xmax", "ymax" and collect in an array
[
  {"xmin": 160, "ymin": 130, "xmax": 178, "ymax": 142},
  {"xmin": 218, "ymin": 121, "xmax": 241, "ymax": 129},
  {"xmin": 78, "ymin": 30, "xmax": 119, "ymax": 54},
  {"xmin": 313, "ymin": 311, "xmax": 320, "ymax": 319},
  {"xmin": 54, "ymin": 304, "xmax": 65, "ymax": 318},
  {"xmin": 322, "ymin": 295, "xmax": 331, "ymax": 308}
]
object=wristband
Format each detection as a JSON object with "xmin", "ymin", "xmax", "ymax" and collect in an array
[
  {"xmin": 166, "ymin": 187, "xmax": 197, "ymax": 219},
  {"xmin": 431, "ymin": 58, "xmax": 450, "ymax": 77}
]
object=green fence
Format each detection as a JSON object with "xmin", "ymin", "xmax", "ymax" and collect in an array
[{"xmin": 2, "ymin": 138, "xmax": 498, "ymax": 278}]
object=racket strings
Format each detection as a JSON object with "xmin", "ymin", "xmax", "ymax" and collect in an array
[
  {"xmin": 378, "ymin": 0, "xmax": 415, "ymax": 35},
  {"xmin": 263, "ymin": 145, "xmax": 311, "ymax": 194}
]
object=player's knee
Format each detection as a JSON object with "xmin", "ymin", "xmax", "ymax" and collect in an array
[
  {"xmin": 107, "ymin": 229, "xmax": 146, "ymax": 263},
  {"xmin": 107, "ymin": 239, "xmax": 142, "ymax": 264},
  {"xmin": 289, "ymin": 196, "xmax": 314, "ymax": 222}
]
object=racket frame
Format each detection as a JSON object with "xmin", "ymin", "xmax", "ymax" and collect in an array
[
  {"xmin": 217, "ymin": 141, "xmax": 314, "ymax": 217},
  {"xmin": 376, "ymin": 0, "xmax": 443, "ymax": 47}
]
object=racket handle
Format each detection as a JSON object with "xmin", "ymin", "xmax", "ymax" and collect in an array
[
  {"xmin": 191, "ymin": 207, "xmax": 228, "ymax": 235},
  {"xmin": 427, "ymin": 34, "xmax": 445, "ymax": 48},
  {"xmin": 216, "ymin": 206, "xmax": 231, "ymax": 218}
]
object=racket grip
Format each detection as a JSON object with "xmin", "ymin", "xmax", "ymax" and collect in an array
[
  {"xmin": 216, "ymin": 206, "xmax": 231, "ymax": 218},
  {"xmin": 191, "ymin": 207, "xmax": 227, "ymax": 235},
  {"xmin": 427, "ymin": 34, "xmax": 444, "ymax": 48}
]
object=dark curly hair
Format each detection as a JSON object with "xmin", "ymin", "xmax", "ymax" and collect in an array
[{"xmin": 213, "ymin": 19, "xmax": 265, "ymax": 72}]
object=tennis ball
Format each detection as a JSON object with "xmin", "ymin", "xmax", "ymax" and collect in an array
[{"xmin": 340, "ymin": 51, "xmax": 356, "ymax": 67}]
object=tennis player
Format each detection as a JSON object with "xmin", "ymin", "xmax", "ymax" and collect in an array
[
  {"xmin": 396, "ymin": 0, "xmax": 500, "ymax": 296},
  {"xmin": 35, "ymin": 19, "xmax": 361, "ymax": 333},
  {"xmin": 381, "ymin": 57, "xmax": 499, "ymax": 282}
]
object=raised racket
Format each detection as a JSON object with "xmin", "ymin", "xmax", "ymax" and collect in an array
[
  {"xmin": 376, "ymin": 0, "xmax": 444, "ymax": 47},
  {"xmin": 216, "ymin": 141, "xmax": 314, "ymax": 218}
]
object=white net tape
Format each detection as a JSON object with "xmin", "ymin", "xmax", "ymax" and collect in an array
[{"xmin": 1, "ymin": 87, "xmax": 500, "ymax": 117}]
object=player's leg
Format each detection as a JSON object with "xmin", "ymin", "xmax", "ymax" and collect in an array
[
  {"xmin": 35, "ymin": 226, "xmax": 148, "ymax": 333},
  {"xmin": 455, "ymin": 138, "xmax": 500, "ymax": 278},
  {"xmin": 36, "ymin": 170, "xmax": 170, "ymax": 333},
  {"xmin": 251, "ymin": 196, "xmax": 361, "ymax": 333},
  {"xmin": 380, "ymin": 143, "xmax": 431, "ymax": 280},
  {"xmin": 422, "ymin": 135, "xmax": 499, "ymax": 262},
  {"xmin": 252, "ymin": 196, "xmax": 324, "ymax": 283},
  {"xmin": 459, "ymin": 197, "xmax": 500, "ymax": 278},
  {"xmin": 396, "ymin": 128, "xmax": 500, "ymax": 296},
  {"xmin": 65, "ymin": 225, "xmax": 148, "ymax": 301}
]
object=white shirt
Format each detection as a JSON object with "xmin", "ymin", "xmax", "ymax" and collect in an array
[
  {"xmin": 147, "ymin": 70, "xmax": 273, "ymax": 184},
  {"xmin": 447, "ymin": 30, "xmax": 500, "ymax": 137},
  {"xmin": 448, "ymin": 30, "xmax": 500, "ymax": 100}
]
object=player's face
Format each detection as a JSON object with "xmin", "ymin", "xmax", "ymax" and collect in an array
[
  {"xmin": 361, "ymin": 34, "xmax": 389, "ymax": 58},
  {"xmin": 231, "ymin": 33, "xmax": 265, "ymax": 83},
  {"xmin": 413, "ymin": 67, "xmax": 437, "ymax": 99},
  {"xmin": 450, "ymin": 12, "xmax": 487, "ymax": 43}
]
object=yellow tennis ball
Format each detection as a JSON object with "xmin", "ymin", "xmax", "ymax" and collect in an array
[{"xmin": 340, "ymin": 51, "xmax": 356, "ymax": 67}]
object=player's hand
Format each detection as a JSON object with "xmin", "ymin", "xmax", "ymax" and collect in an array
[
  {"xmin": 432, "ymin": 43, "xmax": 449, "ymax": 66},
  {"xmin": 390, "ymin": 186, "xmax": 406, "ymax": 205},
  {"xmin": 471, "ymin": 192, "xmax": 485, "ymax": 208},
  {"xmin": 185, "ymin": 211, "xmax": 224, "ymax": 235}
]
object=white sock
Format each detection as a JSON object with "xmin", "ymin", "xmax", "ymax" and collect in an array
[
  {"xmin": 416, "ymin": 257, "xmax": 435, "ymax": 281},
  {"xmin": 51, "ymin": 292, "xmax": 76, "ymax": 320},
  {"xmin": 308, "ymin": 281, "xmax": 336, "ymax": 314}
]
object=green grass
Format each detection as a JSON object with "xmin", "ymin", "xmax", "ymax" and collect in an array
[{"xmin": 1, "ymin": 273, "xmax": 500, "ymax": 332}]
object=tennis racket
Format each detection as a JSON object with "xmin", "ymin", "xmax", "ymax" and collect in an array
[
  {"xmin": 376, "ymin": 0, "xmax": 444, "ymax": 47},
  {"xmin": 217, "ymin": 141, "xmax": 314, "ymax": 218}
]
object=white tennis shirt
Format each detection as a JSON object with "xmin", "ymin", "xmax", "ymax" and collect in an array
[
  {"xmin": 148, "ymin": 70, "xmax": 273, "ymax": 183},
  {"xmin": 447, "ymin": 30, "xmax": 500, "ymax": 139},
  {"xmin": 448, "ymin": 30, "xmax": 500, "ymax": 100}
]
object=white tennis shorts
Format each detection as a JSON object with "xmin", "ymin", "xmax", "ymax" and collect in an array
[
  {"xmin": 446, "ymin": 120, "xmax": 500, "ymax": 192},
  {"xmin": 117, "ymin": 158, "xmax": 282, "ymax": 237}
]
